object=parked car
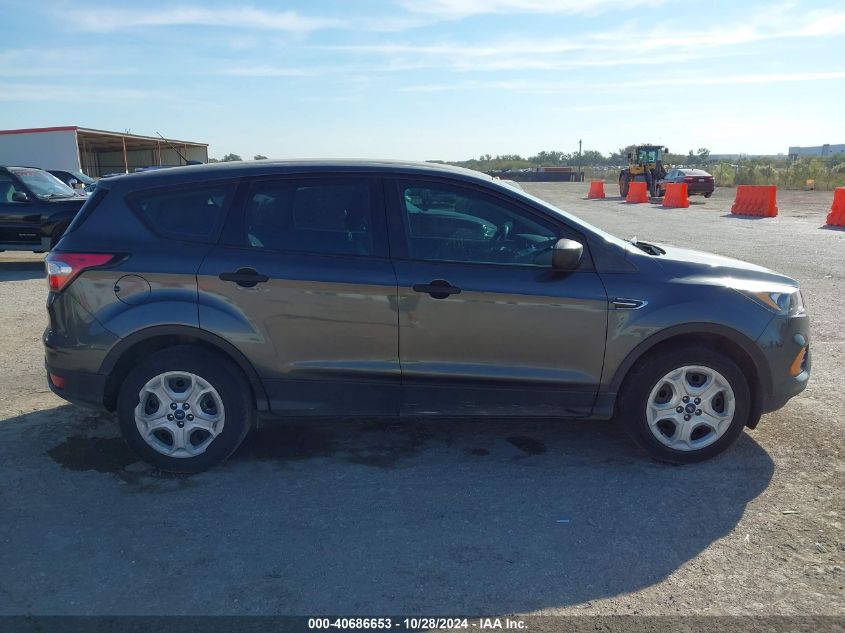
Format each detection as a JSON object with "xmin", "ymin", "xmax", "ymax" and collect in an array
[
  {"xmin": 0, "ymin": 166, "xmax": 87, "ymax": 252},
  {"xmin": 658, "ymin": 168, "xmax": 715, "ymax": 197},
  {"xmin": 44, "ymin": 160, "xmax": 810, "ymax": 472},
  {"xmin": 48, "ymin": 169, "xmax": 97, "ymax": 194}
]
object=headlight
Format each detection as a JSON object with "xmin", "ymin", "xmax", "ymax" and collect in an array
[{"xmin": 741, "ymin": 288, "xmax": 804, "ymax": 316}]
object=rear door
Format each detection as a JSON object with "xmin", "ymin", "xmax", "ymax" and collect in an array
[
  {"xmin": 386, "ymin": 177, "xmax": 609, "ymax": 417},
  {"xmin": 198, "ymin": 175, "xmax": 400, "ymax": 416}
]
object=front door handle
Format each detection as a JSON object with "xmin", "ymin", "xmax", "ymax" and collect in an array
[
  {"xmin": 219, "ymin": 267, "xmax": 269, "ymax": 288},
  {"xmin": 412, "ymin": 279, "xmax": 461, "ymax": 299}
]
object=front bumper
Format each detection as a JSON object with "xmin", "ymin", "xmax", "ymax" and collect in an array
[{"xmin": 756, "ymin": 312, "xmax": 811, "ymax": 414}]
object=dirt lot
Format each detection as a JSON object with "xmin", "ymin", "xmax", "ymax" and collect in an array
[{"xmin": 0, "ymin": 185, "xmax": 842, "ymax": 617}]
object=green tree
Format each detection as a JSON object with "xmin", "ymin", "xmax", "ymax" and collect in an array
[
  {"xmin": 254, "ymin": 154, "xmax": 268, "ymax": 160},
  {"xmin": 221, "ymin": 153, "xmax": 242, "ymax": 162}
]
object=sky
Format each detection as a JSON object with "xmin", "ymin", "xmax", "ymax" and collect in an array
[{"xmin": 1, "ymin": 0, "xmax": 844, "ymax": 161}]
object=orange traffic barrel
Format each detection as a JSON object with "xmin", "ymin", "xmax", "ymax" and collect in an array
[
  {"xmin": 626, "ymin": 181, "xmax": 649, "ymax": 204},
  {"xmin": 662, "ymin": 183, "xmax": 689, "ymax": 208},
  {"xmin": 826, "ymin": 187, "xmax": 845, "ymax": 227},
  {"xmin": 731, "ymin": 185, "xmax": 778, "ymax": 217},
  {"xmin": 587, "ymin": 180, "xmax": 605, "ymax": 199}
]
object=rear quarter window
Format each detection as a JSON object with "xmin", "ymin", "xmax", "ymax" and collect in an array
[
  {"xmin": 63, "ymin": 187, "xmax": 108, "ymax": 235},
  {"xmin": 127, "ymin": 183, "xmax": 236, "ymax": 243}
]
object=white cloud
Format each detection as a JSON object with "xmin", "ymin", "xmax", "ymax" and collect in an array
[
  {"xmin": 223, "ymin": 66, "xmax": 311, "ymax": 77},
  {"xmin": 328, "ymin": 7, "xmax": 845, "ymax": 74},
  {"xmin": 74, "ymin": 6, "xmax": 341, "ymax": 33},
  {"xmin": 400, "ymin": 71, "xmax": 845, "ymax": 94},
  {"xmin": 395, "ymin": 0, "xmax": 656, "ymax": 19},
  {"xmin": 0, "ymin": 83, "xmax": 156, "ymax": 102}
]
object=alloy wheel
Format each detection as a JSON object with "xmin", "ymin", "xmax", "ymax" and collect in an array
[
  {"xmin": 134, "ymin": 371, "xmax": 225, "ymax": 458},
  {"xmin": 645, "ymin": 365, "xmax": 736, "ymax": 451}
]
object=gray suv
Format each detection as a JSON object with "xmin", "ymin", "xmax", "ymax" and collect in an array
[{"xmin": 44, "ymin": 160, "xmax": 810, "ymax": 472}]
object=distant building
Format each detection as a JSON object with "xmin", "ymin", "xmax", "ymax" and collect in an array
[
  {"xmin": 788, "ymin": 144, "xmax": 845, "ymax": 159},
  {"xmin": 0, "ymin": 126, "xmax": 208, "ymax": 177}
]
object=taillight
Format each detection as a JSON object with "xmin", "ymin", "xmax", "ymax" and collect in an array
[
  {"xmin": 683, "ymin": 176, "xmax": 695, "ymax": 182},
  {"xmin": 45, "ymin": 252, "xmax": 116, "ymax": 292}
]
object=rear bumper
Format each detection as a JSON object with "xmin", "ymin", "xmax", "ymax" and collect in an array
[
  {"xmin": 46, "ymin": 365, "xmax": 108, "ymax": 410},
  {"xmin": 687, "ymin": 183, "xmax": 715, "ymax": 195},
  {"xmin": 0, "ymin": 237, "xmax": 51, "ymax": 252}
]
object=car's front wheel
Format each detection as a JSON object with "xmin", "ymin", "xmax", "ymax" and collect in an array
[
  {"xmin": 117, "ymin": 345, "xmax": 253, "ymax": 473},
  {"xmin": 619, "ymin": 345, "xmax": 751, "ymax": 463}
]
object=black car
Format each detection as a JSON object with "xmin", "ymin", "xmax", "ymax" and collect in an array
[
  {"xmin": 48, "ymin": 169, "xmax": 98, "ymax": 194},
  {"xmin": 658, "ymin": 168, "xmax": 715, "ymax": 197},
  {"xmin": 44, "ymin": 160, "xmax": 809, "ymax": 472},
  {"xmin": 0, "ymin": 166, "xmax": 86, "ymax": 252}
]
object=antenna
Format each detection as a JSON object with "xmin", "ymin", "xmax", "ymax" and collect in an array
[{"xmin": 155, "ymin": 131, "xmax": 189, "ymax": 165}]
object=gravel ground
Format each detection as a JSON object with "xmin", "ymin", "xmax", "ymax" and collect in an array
[{"xmin": 0, "ymin": 184, "xmax": 842, "ymax": 618}]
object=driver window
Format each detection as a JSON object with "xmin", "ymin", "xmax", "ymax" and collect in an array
[
  {"xmin": 0, "ymin": 175, "xmax": 25, "ymax": 203},
  {"xmin": 397, "ymin": 180, "xmax": 558, "ymax": 266}
]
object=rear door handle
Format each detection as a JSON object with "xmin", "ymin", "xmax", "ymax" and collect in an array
[
  {"xmin": 219, "ymin": 267, "xmax": 269, "ymax": 288},
  {"xmin": 412, "ymin": 279, "xmax": 461, "ymax": 299}
]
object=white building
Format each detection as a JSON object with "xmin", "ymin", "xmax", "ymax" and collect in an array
[
  {"xmin": 0, "ymin": 126, "xmax": 208, "ymax": 177},
  {"xmin": 787, "ymin": 144, "xmax": 845, "ymax": 159}
]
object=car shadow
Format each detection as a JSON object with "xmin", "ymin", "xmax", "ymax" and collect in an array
[
  {"xmin": 0, "ymin": 259, "xmax": 44, "ymax": 282},
  {"xmin": 2, "ymin": 405, "xmax": 774, "ymax": 615}
]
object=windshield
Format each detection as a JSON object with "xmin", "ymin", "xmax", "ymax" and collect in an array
[
  {"xmin": 10, "ymin": 168, "xmax": 76, "ymax": 199},
  {"xmin": 68, "ymin": 171, "xmax": 96, "ymax": 185},
  {"xmin": 637, "ymin": 148, "xmax": 661, "ymax": 164}
]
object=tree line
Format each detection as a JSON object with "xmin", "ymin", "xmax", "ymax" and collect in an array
[{"xmin": 206, "ymin": 148, "xmax": 845, "ymax": 189}]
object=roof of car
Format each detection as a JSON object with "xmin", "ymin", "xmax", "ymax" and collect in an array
[
  {"xmin": 678, "ymin": 168, "xmax": 711, "ymax": 175},
  {"xmin": 101, "ymin": 159, "xmax": 492, "ymax": 190}
]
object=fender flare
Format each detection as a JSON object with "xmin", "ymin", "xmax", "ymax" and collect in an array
[
  {"xmin": 605, "ymin": 322, "xmax": 771, "ymax": 398},
  {"xmin": 99, "ymin": 324, "xmax": 270, "ymax": 411}
]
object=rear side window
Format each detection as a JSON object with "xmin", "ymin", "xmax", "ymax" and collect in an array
[
  {"xmin": 129, "ymin": 183, "xmax": 235, "ymax": 242},
  {"xmin": 242, "ymin": 178, "xmax": 376, "ymax": 257}
]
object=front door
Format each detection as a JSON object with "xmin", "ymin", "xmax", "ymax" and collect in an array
[
  {"xmin": 198, "ymin": 175, "xmax": 400, "ymax": 416},
  {"xmin": 0, "ymin": 172, "xmax": 40, "ymax": 245},
  {"xmin": 387, "ymin": 178, "xmax": 608, "ymax": 417}
]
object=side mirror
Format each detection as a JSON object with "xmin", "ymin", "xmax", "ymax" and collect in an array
[
  {"xmin": 627, "ymin": 152, "xmax": 632, "ymax": 160},
  {"xmin": 664, "ymin": 147, "xmax": 669, "ymax": 153},
  {"xmin": 552, "ymin": 238, "xmax": 583, "ymax": 272},
  {"xmin": 11, "ymin": 191, "xmax": 29, "ymax": 203}
]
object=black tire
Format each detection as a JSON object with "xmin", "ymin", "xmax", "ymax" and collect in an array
[
  {"xmin": 618, "ymin": 345, "xmax": 751, "ymax": 464},
  {"xmin": 619, "ymin": 175, "xmax": 629, "ymax": 197},
  {"xmin": 117, "ymin": 345, "xmax": 254, "ymax": 473},
  {"xmin": 704, "ymin": 192, "xmax": 713, "ymax": 198}
]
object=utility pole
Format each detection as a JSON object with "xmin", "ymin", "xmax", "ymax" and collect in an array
[{"xmin": 578, "ymin": 139, "xmax": 583, "ymax": 182}]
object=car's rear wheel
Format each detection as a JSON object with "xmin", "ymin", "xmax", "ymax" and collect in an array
[
  {"xmin": 704, "ymin": 192, "xmax": 713, "ymax": 198},
  {"xmin": 619, "ymin": 345, "xmax": 750, "ymax": 463},
  {"xmin": 117, "ymin": 345, "xmax": 253, "ymax": 473}
]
